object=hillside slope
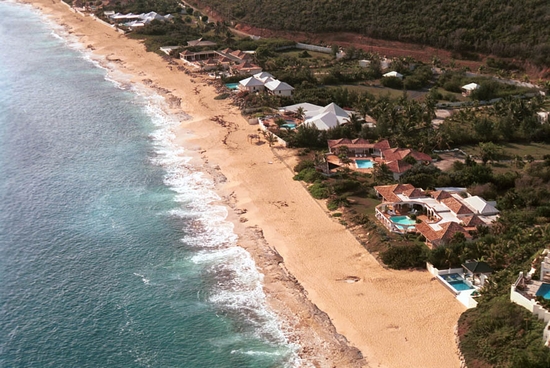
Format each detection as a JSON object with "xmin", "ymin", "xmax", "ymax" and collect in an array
[{"xmin": 194, "ymin": 0, "xmax": 550, "ymax": 67}]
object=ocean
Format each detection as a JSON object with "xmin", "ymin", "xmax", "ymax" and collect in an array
[{"xmin": 0, "ymin": 2, "xmax": 298, "ymax": 367}]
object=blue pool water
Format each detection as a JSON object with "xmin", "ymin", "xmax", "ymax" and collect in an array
[
  {"xmin": 536, "ymin": 283, "xmax": 550, "ymax": 299},
  {"xmin": 281, "ymin": 123, "xmax": 296, "ymax": 129},
  {"xmin": 441, "ymin": 273, "xmax": 474, "ymax": 292},
  {"xmin": 355, "ymin": 159, "xmax": 374, "ymax": 169},
  {"xmin": 390, "ymin": 215, "xmax": 416, "ymax": 225},
  {"xmin": 225, "ymin": 82, "xmax": 239, "ymax": 90}
]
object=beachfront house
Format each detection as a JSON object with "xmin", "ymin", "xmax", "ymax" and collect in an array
[
  {"xmin": 265, "ymin": 80, "xmax": 294, "ymax": 96},
  {"xmin": 180, "ymin": 48, "xmax": 261, "ymax": 75},
  {"xmin": 461, "ymin": 83, "xmax": 479, "ymax": 97},
  {"xmin": 328, "ymin": 138, "xmax": 390, "ymax": 157},
  {"xmin": 231, "ymin": 61, "xmax": 263, "ymax": 75},
  {"xmin": 374, "ymin": 184, "xmax": 498, "ymax": 248},
  {"xmin": 279, "ymin": 102, "xmax": 354, "ymax": 131},
  {"xmin": 238, "ymin": 74, "xmax": 293, "ymax": 95},
  {"xmin": 511, "ymin": 250, "xmax": 550, "ymax": 346},
  {"xmin": 238, "ymin": 77, "xmax": 265, "ymax": 92}
]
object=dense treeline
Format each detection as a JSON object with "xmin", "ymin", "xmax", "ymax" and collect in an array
[{"xmin": 194, "ymin": 0, "xmax": 550, "ymax": 67}]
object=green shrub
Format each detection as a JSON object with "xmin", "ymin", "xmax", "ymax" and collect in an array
[
  {"xmin": 294, "ymin": 167, "xmax": 323, "ymax": 183},
  {"xmin": 327, "ymin": 200, "xmax": 339, "ymax": 211},
  {"xmin": 308, "ymin": 182, "xmax": 330, "ymax": 199},
  {"xmin": 293, "ymin": 159, "xmax": 314, "ymax": 173},
  {"xmin": 327, "ymin": 196, "xmax": 349, "ymax": 210},
  {"xmin": 380, "ymin": 243, "xmax": 428, "ymax": 269},
  {"xmin": 332, "ymin": 212, "xmax": 342, "ymax": 217},
  {"xmin": 332, "ymin": 179, "xmax": 360, "ymax": 195},
  {"xmin": 380, "ymin": 76, "xmax": 403, "ymax": 89}
]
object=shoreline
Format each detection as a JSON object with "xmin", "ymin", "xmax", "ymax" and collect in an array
[{"xmin": 19, "ymin": 1, "xmax": 466, "ymax": 366}]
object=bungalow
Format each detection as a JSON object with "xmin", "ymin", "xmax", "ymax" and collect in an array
[
  {"xmin": 383, "ymin": 71, "xmax": 403, "ymax": 79},
  {"xmin": 231, "ymin": 61, "xmax": 262, "ymax": 75},
  {"xmin": 265, "ymin": 80, "xmax": 294, "ymax": 96},
  {"xmin": 238, "ymin": 77, "xmax": 265, "ymax": 92},
  {"xmin": 461, "ymin": 83, "xmax": 479, "ymax": 97}
]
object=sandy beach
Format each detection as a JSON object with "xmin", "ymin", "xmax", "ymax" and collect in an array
[{"xmin": 20, "ymin": 1, "xmax": 466, "ymax": 366}]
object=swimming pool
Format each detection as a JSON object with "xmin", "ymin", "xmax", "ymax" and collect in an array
[
  {"xmin": 536, "ymin": 283, "xmax": 550, "ymax": 299},
  {"xmin": 281, "ymin": 123, "xmax": 296, "ymax": 129},
  {"xmin": 390, "ymin": 215, "xmax": 416, "ymax": 225},
  {"xmin": 441, "ymin": 273, "xmax": 474, "ymax": 292},
  {"xmin": 355, "ymin": 159, "xmax": 374, "ymax": 169},
  {"xmin": 225, "ymin": 83, "xmax": 239, "ymax": 90}
]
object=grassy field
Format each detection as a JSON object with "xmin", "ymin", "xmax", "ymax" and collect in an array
[
  {"xmin": 462, "ymin": 142, "xmax": 550, "ymax": 160},
  {"xmin": 328, "ymin": 84, "xmax": 428, "ymax": 100}
]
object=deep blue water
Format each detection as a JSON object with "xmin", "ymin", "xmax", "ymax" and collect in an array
[{"xmin": 0, "ymin": 3, "xmax": 295, "ymax": 367}]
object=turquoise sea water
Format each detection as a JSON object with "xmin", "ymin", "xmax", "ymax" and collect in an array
[{"xmin": 0, "ymin": 3, "xmax": 296, "ymax": 367}]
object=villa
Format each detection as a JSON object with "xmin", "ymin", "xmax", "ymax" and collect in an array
[
  {"xmin": 281, "ymin": 102, "xmax": 354, "ymax": 130},
  {"xmin": 511, "ymin": 250, "xmax": 550, "ymax": 346},
  {"xmin": 238, "ymin": 73, "xmax": 294, "ymax": 95},
  {"xmin": 327, "ymin": 139, "xmax": 432, "ymax": 179},
  {"xmin": 180, "ymin": 48, "xmax": 261, "ymax": 74},
  {"xmin": 108, "ymin": 11, "xmax": 173, "ymax": 28},
  {"xmin": 374, "ymin": 184, "xmax": 499, "ymax": 248},
  {"xmin": 427, "ymin": 260, "xmax": 492, "ymax": 308}
]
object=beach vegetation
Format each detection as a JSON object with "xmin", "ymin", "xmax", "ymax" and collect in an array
[
  {"xmin": 380, "ymin": 243, "xmax": 428, "ymax": 269},
  {"xmin": 308, "ymin": 182, "xmax": 331, "ymax": 199}
]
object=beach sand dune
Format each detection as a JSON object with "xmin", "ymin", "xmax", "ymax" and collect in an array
[{"xmin": 22, "ymin": 1, "xmax": 465, "ymax": 366}]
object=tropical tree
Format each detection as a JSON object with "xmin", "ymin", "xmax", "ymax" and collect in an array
[{"xmin": 295, "ymin": 107, "xmax": 306, "ymax": 122}]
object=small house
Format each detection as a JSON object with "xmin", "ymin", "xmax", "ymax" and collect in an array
[{"xmin": 461, "ymin": 83, "xmax": 479, "ymax": 97}]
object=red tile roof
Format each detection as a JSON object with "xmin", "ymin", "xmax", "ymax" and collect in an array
[
  {"xmin": 441, "ymin": 197, "xmax": 474, "ymax": 215},
  {"xmin": 416, "ymin": 221, "xmax": 471, "ymax": 247},
  {"xmin": 431, "ymin": 190, "xmax": 452, "ymax": 201},
  {"xmin": 461, "ymin": 215, "xmax": 486, "ymax": 227},
  {"xmin": 385, "ymin": 160, "xmax": 412, "ymax": 174},
  {"xmin": 402, "ymin": 188, "xmax": 425, "ymax": 198},
  {"xmin": 374, "ymin": 184, "xmax": 415, "ymax": 202},
  {"xmin": 382, "ymin": 148, "xmax": 432, "ymax": 162}
]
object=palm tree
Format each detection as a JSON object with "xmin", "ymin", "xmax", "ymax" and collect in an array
[
  {"xmin": 295, "ymin": 107, "xmax": 306, "ymax": 122},
  {"xmin": 265, "ymin": 132, "xmax": 277, "ymax": 147},
  {"xmin": 224, "ymin": 30, "xmax": 235, "ymax": 45}
]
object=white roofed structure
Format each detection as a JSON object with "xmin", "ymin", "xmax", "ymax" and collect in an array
[
  {"xmin": 238, "ymin": 77, "xmax": 265, "ymax": 92},
  {"xmin": 383, "ymin": 71, "xmax": 403, "ymax": 79},
  {"xmin": 304, "ymin": 112, "xmax": 341, "ymax": 130},
  {"xmin": 265, "ymin": 80, "xmax": 294, "ymax": 96},
  {"xmin": 463, "ymin": 196, "xmax": 499, "ymax": 216}
]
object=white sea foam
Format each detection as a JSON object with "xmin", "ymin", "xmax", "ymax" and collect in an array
[
  {"xmin": 36, "ymin": 16, "xmax": 302, "ymax": 365},
  {"xmin": 141, "ymin": 96, "xmax": 302, "ymax": 367}
]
